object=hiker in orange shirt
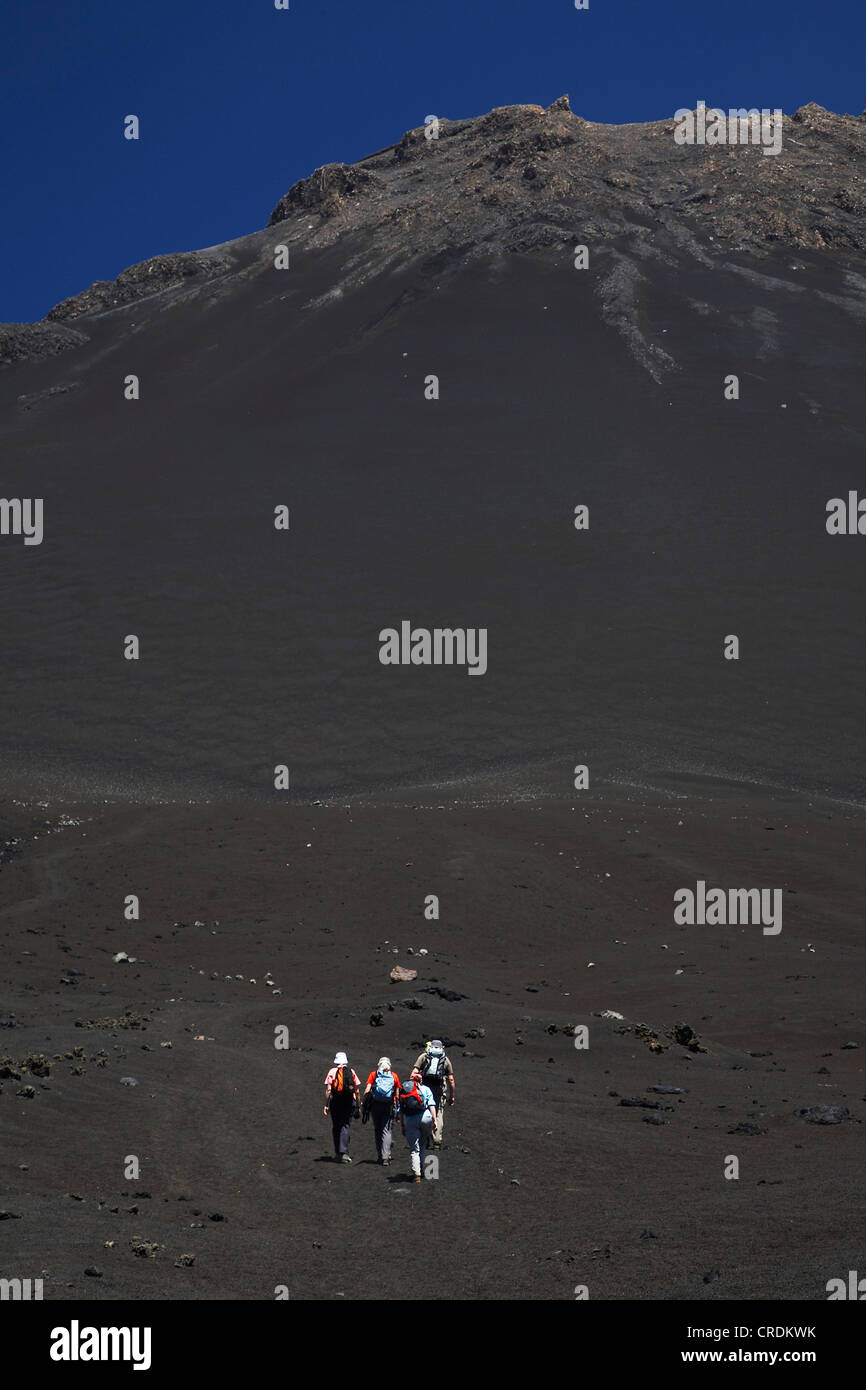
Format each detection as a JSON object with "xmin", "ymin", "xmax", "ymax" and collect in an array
[{"xmin": 361, "ymin": 1056, "xmax": 401, "ymax": 1166}]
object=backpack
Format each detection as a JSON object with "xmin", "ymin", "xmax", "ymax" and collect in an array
[
  {"xmin": 421, "ymin": 1044, "xmax": 446, "ymax": 1083},
  {"xmin": 399, "ymin": 1080, "xmax": 424, "ymax": 1116},
  {"xmin": 332, "ymin": 1065, "xmax": 354, "ymax": 1096},
  {"xmin": 371, "ymin": 1071, "xmax": 396, "ymax": 1103}
]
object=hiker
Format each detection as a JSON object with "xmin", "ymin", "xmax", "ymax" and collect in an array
[
  {"xmin": 362, "ymin": 1056, "xmax": 401, "ymax": 1166},
  {"xmin": 323, "ymin": 1051, "xmax": 361, "ymax": 1163},
  {"xmin": 413, "ymin": 1039, "xmax": 455, "ymax": 1149},
  {"xmin": 398, "ymin": 1069, "xmax": 437, "ymax": 1183}
]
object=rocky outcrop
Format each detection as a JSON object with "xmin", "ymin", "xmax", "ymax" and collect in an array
[
  {"xmin": 46, "ymin": 250, "xmax": 234, "ymax": 322},
  {"xmin": 267, "ymin": 163, "xmax": 386, "ymax": 223},
  {"xmin": 0, "ymin": 320, "xmax": 90, "ymax": 366}
]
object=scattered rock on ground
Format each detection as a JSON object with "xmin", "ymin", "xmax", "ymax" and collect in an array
[
  {"xmin": 616, "ymin": 1022, "xmax": 668, "ymax": 1053},
  {"xmin": 130, "ymin": 1238, "xmax": 161, "ymax": 1258},
  {"xmin": 797, "ymin": 1104, "xmax": 850, "ymax": 1125},
  {"xmin": 669, "ymin": 1022, "xmax": 707, "ymax": 1052},
  {"xmin": 390, "ymin": 966, "xmax": 417, "ymax": 983}
]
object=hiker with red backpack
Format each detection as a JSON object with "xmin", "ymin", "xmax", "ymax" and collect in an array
[
  {"xmin": 398, "ymin": 1068, "xmax": 437, "ymax": 1183},
  {"xmin": 323, "ymin": 1051, "xmax": 361, "ymax": 1163},
  {"xmin": 362, "ymin": 1056, "xmax": 401, "ymax": 1166}
]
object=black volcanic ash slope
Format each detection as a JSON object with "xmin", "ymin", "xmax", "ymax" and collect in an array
[{"xmin": 0, "ymin": 98, "xmax": 865, "ymax": 802}]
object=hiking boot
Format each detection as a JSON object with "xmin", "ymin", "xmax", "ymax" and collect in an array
[
  {"xmin": 340, "ymin": 1154, "xmax": 352, "ymax": 1164},
  {"xmin": 433, "ymin": 1142, "xmax": 441, "ymax": 1151},
  {"xmin": 414, "ymin": 1175, "xmax": 422, "ymax": 1183}
]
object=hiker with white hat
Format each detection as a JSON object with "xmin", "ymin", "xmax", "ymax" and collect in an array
[
  {"xmin": 362, "ymin": 1056, "xmax": 402, "ymax": 1166},
  {"xmin": 323, "ymin": 1051, "xmax": 361, "ymax": 1163}
]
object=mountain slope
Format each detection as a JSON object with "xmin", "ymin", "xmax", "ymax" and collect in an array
[{"xmin": 0, "ymin": 98, "xmax": 864, "ymax": 804}]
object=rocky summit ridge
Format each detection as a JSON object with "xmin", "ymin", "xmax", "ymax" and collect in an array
[{"xmin": 3, "ymin": 96, "xmax": 866, "ymax": 368}]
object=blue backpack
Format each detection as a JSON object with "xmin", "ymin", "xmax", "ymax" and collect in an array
[{"xmin": 371, "ymin": 1071, "xmax": 396, "ymax": 1103}]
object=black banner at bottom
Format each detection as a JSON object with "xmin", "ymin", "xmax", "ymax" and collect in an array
[{"xmin": 8, "ymin": 1298, "xmax": 857, "ymax": 1375}]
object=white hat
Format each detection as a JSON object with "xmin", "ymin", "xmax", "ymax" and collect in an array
[
  {"xmin": 333, "ymin": 1051, "xmax": 348, "ymax": 1066},
  {"xmin": 377, "ymin": 1057, "xmax": 391, "ymax": 1071}
]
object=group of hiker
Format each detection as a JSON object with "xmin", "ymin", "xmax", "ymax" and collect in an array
[{"xmin": 323, "ymin": 1040, "xmax": 456, "ymax": 1181}]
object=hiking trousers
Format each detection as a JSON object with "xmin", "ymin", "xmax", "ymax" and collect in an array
[
  {"xmin": 370, "ymin": 1100, "xmax": 394, "ymax": 1161},
  {"xmin": 427, "ymin": 1089, "xmax": 446, "ymax": 1144},
  {"xmin": 404, "ymin": 1113, "xmax": 434, "ymax": 1177},
  {"xmin": 330, "ymin": 1106, "xmax": 353, "ymax": 1156},
  {"xmin": 432, "ymin": 1102, "xmax": 445, "ymax": 1145}
]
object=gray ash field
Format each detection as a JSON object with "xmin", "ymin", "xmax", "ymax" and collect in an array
[{"xmin": 1, "ymin": 98, "xmax": 864, "ymax": 1299}]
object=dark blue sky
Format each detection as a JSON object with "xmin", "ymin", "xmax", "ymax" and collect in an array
[{"xmin": 2, "ymin": 0, "xmax": 863, "ymax": 322}]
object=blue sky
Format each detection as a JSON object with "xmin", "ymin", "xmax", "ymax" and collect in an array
[{"xmin": 1, "ymin": 0, "xmax": 863, "ymax": 321}]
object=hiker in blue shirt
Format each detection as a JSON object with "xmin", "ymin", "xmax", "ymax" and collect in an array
[
  {"xmin": 398, "ymin": 1069, "xmax": 437, "ymax": 1182},
  {"xmin": 362, "ymin": 1057, "xmax": 401, "ymax": 1166}
]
